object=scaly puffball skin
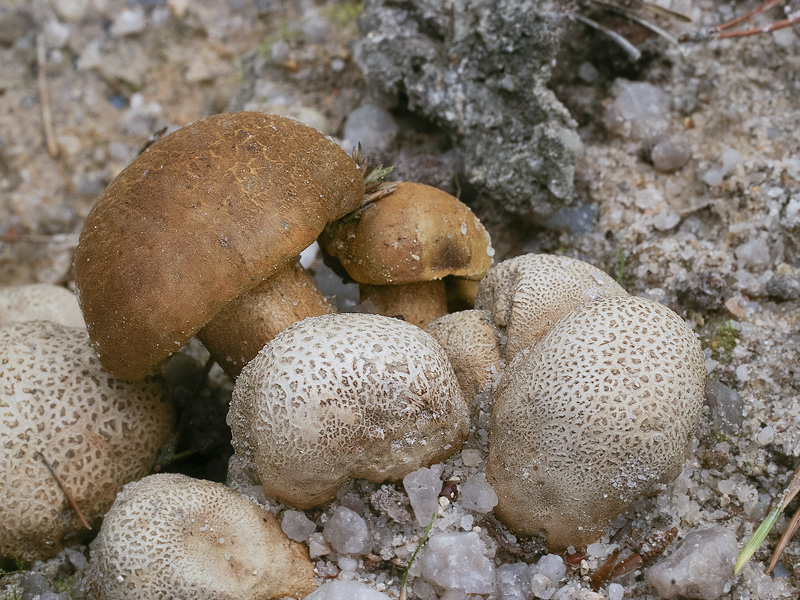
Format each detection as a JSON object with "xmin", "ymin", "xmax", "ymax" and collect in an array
[
  {"xmin": 425, "ymin": 309, "xmax": 503, "ymax": 407},
  {"xmin": 0, "ymin": 283, "xmax": 85, "ymax": 328},
  {"xmin": 228, "ymin": 313, "xmax": 469, "ymax": 508},
  {"xmin": 475, "ymin": 253, "xmax": 627, "ymax": 361},
  {"xmin": 486, "ymin": 295, "xmax": 706, "ymax": 551},
  {"xmin": 85, "ymin": 473, "xmax": 315, "ymax": 600},
  {"xmin": 0, "ymin": 321, "xmax": 171, "ymax": 562}
]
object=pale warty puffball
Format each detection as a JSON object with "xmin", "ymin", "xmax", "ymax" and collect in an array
[
  {"xmin": 228, "ymin": 312, "xmax": 469, "ymax": 508},
  {"xmin": 85, "ymin": 473, "xmax": 315, "ymax": 600},
  {"xmin": 486, "ymin": 295, "xmax": 706, "ymax": 550}
]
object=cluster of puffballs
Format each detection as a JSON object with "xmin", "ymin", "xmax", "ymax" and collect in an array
[{"xmin": 0, "ymin": 113, "xmax": 706, "ymax": 599}]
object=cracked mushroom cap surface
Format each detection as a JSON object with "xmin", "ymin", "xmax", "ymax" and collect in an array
[
  {"xmin": 228, "ymin": 312, "xmax": 469, "ymax": 508},
  {"xmin": 0, "ymin": 283, "xmax": 85, "ymax": 328},
  {"xmin": 74, "ymin": 111, "xmax": 364, "ymax": 381},
  {"xmin": 486, "ymin": 295, "xmax": 706, "ymax": 551},
  {"xmin": 319, "ymin": 181, "xmax": 493, "ymax": 285},
  {"xmin": 475, "ymin": 253, "xmax": 627, "ymax": 362},
  {"xmin": 85, "ymin": 473, "xmax": 315, "ymax": 600},
  {"xmin": 0, "ymin": 320, "xmax": 171, "ymax": 562}
]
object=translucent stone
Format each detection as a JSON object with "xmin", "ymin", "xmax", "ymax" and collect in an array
[
  {"xmin": 281, "ymin": 510, "xmax": 316, "ymax": 542},
  {"xmin": 497, "ymin": 562, "xmax": 532, "ymax": 600},
  {"xmin": 322, "ymin": 506, "xmax": 371, "ymax": 555},
  {"xmin": 461, "ymin": 448, "xmax": 483, "ymax": 467},
  {"xmin": 441, "ymin": 591, "xmax": 471, "ymax": 600},
  {"xmin": 604, "ymin": 80, "xmax": 670, "ymax": 144},
  {"xmin": 530, "ymin": 573, "xmax": 555, "ymax": 600},
  {"xmin": 307, "ymin": 532, "xmax": 330, "ymax": 559},
  {"xmin": 607, "ymin": 582, "xmax": 625, "ymax": 600},
  {"xmin": 645, "ymin": 526, "xmax": 738, "ymax": 600},
  {"xmin": 337, "ymin": 555, "xmax": 358, "ymax": 572},
  {"xmin": 304, "ymin": 580, "xmax": 391, "ymax": 600},
  {"xmin": 536, "ymin": 554, "xmax": 566, "ymax": 582},
  {"xmin": 460, "ymin": 473, "xmax": 498, "ymax": 513},
  {"xmin": 651, "ymin": 137, "xmax": 691, "ymax": 173},
  {"xmin": 420, "ymin": 532, "xmax": 495, "ymax": 594},
  {"xmin": 403, "ymin": 464, "xmax": 444, "ymax": 526}
]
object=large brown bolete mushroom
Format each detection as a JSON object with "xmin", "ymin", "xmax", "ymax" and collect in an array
[
  {"xmin": 0, "ymin": 320, "xmax": 172, "ymax": 562},
  {"xmin": 74, "ymin": 112, "xmax": 364, "ymax": 381},
  {"xmin": 319, "ymin": 182, "xmax": 493, "ymax": 328}
]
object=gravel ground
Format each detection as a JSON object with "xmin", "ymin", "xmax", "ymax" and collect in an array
[{"xmin": 2, "ymin": 1, "xmax": 800, "ymax": 599}]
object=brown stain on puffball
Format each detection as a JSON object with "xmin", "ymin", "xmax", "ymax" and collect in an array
[
  {"xmin": 0, "ymin": 321, "xmax": 171, "ymax": 562},
  {"xmin": 227, "ymin": 312, "xmax": 469, "ymax": 509},
  {"xmin": 486, "ymin": 295, "xmax": 706, "ymax": 551},
  {"xmin": 85, "ymin": 473, "xmax": 315, "ymax": 600}
]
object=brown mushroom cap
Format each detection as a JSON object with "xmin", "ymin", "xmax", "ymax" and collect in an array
[
  {"xmin": 475, "ymin": 253, "xmax": 627, "ymax": 362},
  {"xmin": 486, "ymin": 295, "xmax": 706, "ymax": 551},
  {"xmin": 228, "ymin": 312, "xmax": 469, "ymax": 508},
  {"xmin": 74, "ymin": 112, "xmax": 364, "ymax": 381},
  {"xmin": 0, "ymin": 321, "xmax": 172, "ymax": 562},
  {"xmin": 85, "ymin": 473, "xmax": 315, "ymax": 600},
  {"xmin": 0, "ymin": 283, "xmax": 85, "ymax": 328},
  {"xmin": 320, "ymin": 181, "xmax": 493, "ymax": 285}
]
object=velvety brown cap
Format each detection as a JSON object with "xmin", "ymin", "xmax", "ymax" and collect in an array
[
  {"xmin": 319, "ymin": 181, "xmax": 493, "ymax": 285},
  {"xmin": 74, "ymin": 112, "xmax": 364, "ymax": 380}
]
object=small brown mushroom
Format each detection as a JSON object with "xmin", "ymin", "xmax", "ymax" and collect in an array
[
  {"xmin": 320, "ymin": 182, "xmax": 493, "ymax": 328},
  {"xmin": 0, "ymin": 283, "xmax": 84, "ymax": 328},
  {"xmin": 228, "ymin": 312, "xmax": 469, "ymax": 508},
  {"xmin": 85, "ymin": 473, "xmax": 315, "ymax": 600},
  {"xmin": 74, "ymin": 112, "xmax": 364, "ymax": 381},
  {"xmin": 475, "ymin": 253, "xmax": 628, "ymax": 362},
  {"xmin": 486, "ymin": 295, "xmax": 706, "ymax": 551},
  {"xmin": 0, "ymin": 321, "xmax": 172, "ymax": 562}
]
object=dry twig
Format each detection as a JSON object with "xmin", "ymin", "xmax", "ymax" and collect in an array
[
  {"xmin": 36, "ymin": 33, "xmax": 59, "ymax": 158},
  {"xmin": 35, "ymin": 450, "xmax": 91, "ymax": 530}
]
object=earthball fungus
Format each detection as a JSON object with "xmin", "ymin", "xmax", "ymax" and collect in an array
[
  {"xmin": 85, "ymin": 473, "xmax": 315, "ymax": 600},
  {"xmin": 425, "ymin": 309, "xmax": 503, "ymax": 407},
  {"xmin": 320, "ymin": 181, "xmax": 493, "ymax": 328},
  {"xmin": 74, "ymin": 111, "xmax": 364, "ymax": 381},
  {"xmin": 475, "ymin": 253, "xmax": 627, "ymax": 361},
  {"xmin": 0, "ymin": 283, "xmax": 85, "ymax": 328},
  {"xmin": 486, "ymin": 294, "xmax": 706, "ymax": 550},
  {"xmin": 0, "ymin": 321, "xmax": 171, "ymax": 562},
  {"xmin": 228, "ymin": 312, "xmax": 469, "ymax": 508}
]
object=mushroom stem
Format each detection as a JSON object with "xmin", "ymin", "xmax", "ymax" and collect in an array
[
  {"xmin": 198, "ymin": 261, "xmax": 334, "ymax": 377},
  {"xmin": 360, "ymin": 280, "xmax": 447, "ymax": 328}
]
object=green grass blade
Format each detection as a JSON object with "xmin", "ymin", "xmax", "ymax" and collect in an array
[{"xmin": 734, "ymin": 503, "xmax": 782, "ymax": 574}]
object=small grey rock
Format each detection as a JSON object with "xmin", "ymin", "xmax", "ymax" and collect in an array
[
  {"xmin": 651, "ymin": 136, "xmax": 692, "ymax": 173},
  {"xmin": 705, "ymin": 381, "xmax": 744, "ymax": 435},
  {"xmin": 646, "ymin": 526, "xmax": 738, "ymax": 600},
  {"xmin": 19, "ymin": 573, "xmax": 54, "ymax": 600},
  {"xmin": 766, "ymin": 273, "xmax": 800, "ymax": 301},
  {"xmin": 605, "ymin": 80, "xmax": 671, "ymax": 144},
  {"xmin": 342, "ymin": 104, "xmax": 399, "ymax": 155}
]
